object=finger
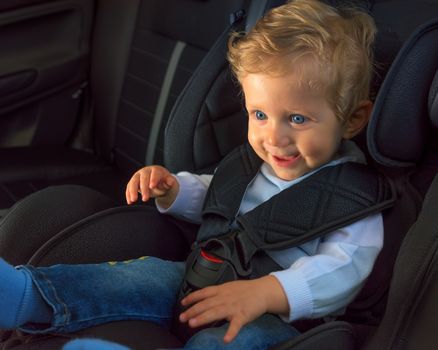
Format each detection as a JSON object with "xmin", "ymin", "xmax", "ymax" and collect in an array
[
  {"xmin": 139, "ymin": 169, "xmax": 151, "ymax": 201},
  {"xmin": 223, "ymin": 318, "xmax": 244, "ymax": 343},
  {"xmin": 149, "ymin": 167, "xmax": 164, "ymax": 189},
  {"xmin": 127, "ymin": 174, "xmax": 140, "ymax": 203},
  {"xmin": 186, "ymin": 305, "xmax": 228, "ymax": 328},
  {"xmin": 125, "ymin": 181, "xmax": 131, "ymax": 204},
  {"xmin": 165, "ymin": 174, "xmax": 175, "ymax": 188},
  {"xmin": 181, "ymin": 286, "xmax": 217, "ymax": 306},
  {"xmin": 125, "ymin": 184, "xmax": 134, "ymax": 204},
  {"xmin": 180, "ymin": 296, "xmax": 220, "ymax": 322}
]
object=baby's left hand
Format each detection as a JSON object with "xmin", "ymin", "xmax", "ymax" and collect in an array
[{"xmin": 179, "ymin": 276, "xmax": 288, "ymax": 343}]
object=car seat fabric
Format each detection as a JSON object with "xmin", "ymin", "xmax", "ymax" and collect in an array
[
  {"xmin": 0, "ymin": 185, "xmax": 117, "ymax": 266},
  {"xmin": 163, "ymin": 15, "xmax": 247, "ymax": 174},
  {"xmin": 110, "ymin": 0, "xmax": 250, "ymax": 169},
  {"xmin": 24, "ymin": 203, "xmax": 199, "ymax": 267},
  {"xmin": 364, "ymin": 174, "xmax": 438, "ymax": 350},
  {"xmin": 367, "ymin": 19, "xmax": 438, "ymax": 168},
  {"xmin": 270, "ymin": 321, "xmax": 356, "ymax": 350},
  {"xmin": 0, "ymin": 0, "xmax": 250, "ymax": 209},
  {"xmin": 362, "ymin": 52, "xmax": 438, "ymax": 350},
  {"xmin": 0, "ymin": 321, "xmax": 183, "ymax": 350},
  {"xmin": 341, "ymin": 16, "xmax": 438, "ymax": 326}
]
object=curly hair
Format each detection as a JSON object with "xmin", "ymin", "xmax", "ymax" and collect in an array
[{"xmin": 227, "ymin": 0, "xmax": 376, "ymax": 122}]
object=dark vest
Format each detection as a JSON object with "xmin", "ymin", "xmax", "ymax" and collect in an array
[{"xmin": 193, "ymin": 143, "xmax": 396, "ymax": 277}]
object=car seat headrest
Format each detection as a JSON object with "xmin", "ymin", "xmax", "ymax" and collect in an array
[
  {"xmin": 244, "ymin": 0, "xmax": 286, "ymax": 32},
  {"xmin": 429, "ymin": 70, "xmax": 438, "ymax": 129},
  {"xmin": 367, "ymin": 19, "xmax": 438, "ymax": 168}
]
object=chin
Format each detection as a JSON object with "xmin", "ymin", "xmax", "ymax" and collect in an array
[{"xmin": 274, "ymin": 171, "xmax": 300, "ymax": 181}]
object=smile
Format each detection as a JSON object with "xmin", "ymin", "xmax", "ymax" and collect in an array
[{"xmin": 271, "ymin": 154, "xmax": 301, "ymax": 167}]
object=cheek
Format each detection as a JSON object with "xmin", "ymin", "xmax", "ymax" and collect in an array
[
  {"xmin": 300, "ymin": 134, "xmax": 337, "ymax": 158},
  {"xmin": 299, "ymin": 137, "xmax": 321, "ymax": 155},
  {"xmin": 247, "ymin": 124, "xmax": 261, "ymax": 146}
]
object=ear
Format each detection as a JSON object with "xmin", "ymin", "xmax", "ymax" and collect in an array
[{"xmin": 342, "ymin": 100, "xmax": 373, "ymax": 139}]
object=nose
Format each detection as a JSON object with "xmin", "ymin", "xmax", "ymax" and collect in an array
[{"xmin": 266, "ymin": 122, "xmax": 290, "ymax": 147}]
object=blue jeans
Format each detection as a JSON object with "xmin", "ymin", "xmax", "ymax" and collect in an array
[{"xmin": 21, "ymin": 257, "xmax": 299, "ymax": 349}]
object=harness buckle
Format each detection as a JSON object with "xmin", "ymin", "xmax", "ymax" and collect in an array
[{"xmin": 171, "ymin": 231, "xmax": 252, "ymax": 341}]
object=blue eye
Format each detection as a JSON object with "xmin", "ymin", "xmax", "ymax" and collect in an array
[
  {"xmin": 290, "ymin": 114, "xmax": 306, "ymax": 124},
  {"xmin": 255, "ymin": 110, "xmax": 267, "ymax": 120}
]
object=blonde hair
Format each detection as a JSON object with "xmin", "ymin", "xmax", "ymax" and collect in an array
[{"xmin": 227, "ymin": 0, "xmax": 376, "ymax": 122}]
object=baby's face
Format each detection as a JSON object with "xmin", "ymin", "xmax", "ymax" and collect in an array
[{"xmin": 241, "ymin": 69, "xmax": 350, "ymax": 181}]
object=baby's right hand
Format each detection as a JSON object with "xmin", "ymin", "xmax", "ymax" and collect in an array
[{"xmin": 125, "ymin": 166, "xmax": 179, "ymax": 207}]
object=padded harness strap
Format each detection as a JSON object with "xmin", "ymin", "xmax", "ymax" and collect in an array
[{"xmin": 197, "ymin": 144, "xmax": 397, "ymax": 272}]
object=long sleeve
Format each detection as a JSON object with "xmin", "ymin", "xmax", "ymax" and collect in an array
[
  {"xmin": 155, "ymin": 172, "xmax": 213, "ymax": 224},
  {"xmin": 270, "ymin": 213, "xmax": 383, "ymax": 322}
]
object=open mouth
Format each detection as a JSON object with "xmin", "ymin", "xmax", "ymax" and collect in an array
[{"xmin": 271, "ymin": 154, "xmax": 301, "ymax": 167}]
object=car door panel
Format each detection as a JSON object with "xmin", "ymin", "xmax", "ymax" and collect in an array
[{"xmin": 0, "ymin": 0, "xmax": 94, "ymax": 147}]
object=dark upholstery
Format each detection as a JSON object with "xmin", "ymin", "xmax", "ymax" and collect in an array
[
  {"xmin": 343, "ymin": 15, "xmax": 438, "ymax": 326},
  {"xmin": 164, "ymin": 32, "xmax": 247, "ymax": 174},
  {"xmin": 0, "ymin": 185, "xmax": 116, "ymax": 265},
  {"xmin": 368, "ymin": 18, "xmax": 438, "ymax": 168},
  {"xmin": 364, "ymin": 174, "xmax": 438, "ymax": 350},
  {"xmin": 0, "ymin": 0, "xmax": 249, "ymax": 209}
]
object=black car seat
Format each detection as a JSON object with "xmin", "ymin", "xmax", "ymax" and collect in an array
[
  {"xmin": 1, "ymin": 1, "xmax": 438, "ymax": 350},
  {"xmin": 269, "ymin": 15, "xmax": 438, "ymax": 350},
  {"xmin": 366, "ymin": 174, "xmax": 438, "ymax": 350},
  {"xmin": 0, "ymin": 0, "xmax": 250, "ymax": 210},
  {"xmin": 364, "ymin": 26, "xmax": 438, "ymax": 350}
]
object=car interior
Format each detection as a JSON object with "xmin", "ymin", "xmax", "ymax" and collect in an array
[{"xmin": 0, "ymin": 0, "xmax": 438, "ymax": 349}]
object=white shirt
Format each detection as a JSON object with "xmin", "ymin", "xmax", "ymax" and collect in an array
[{"xmin": 157, "ymin": 141, "xmax": 383, "ymax": 321}]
